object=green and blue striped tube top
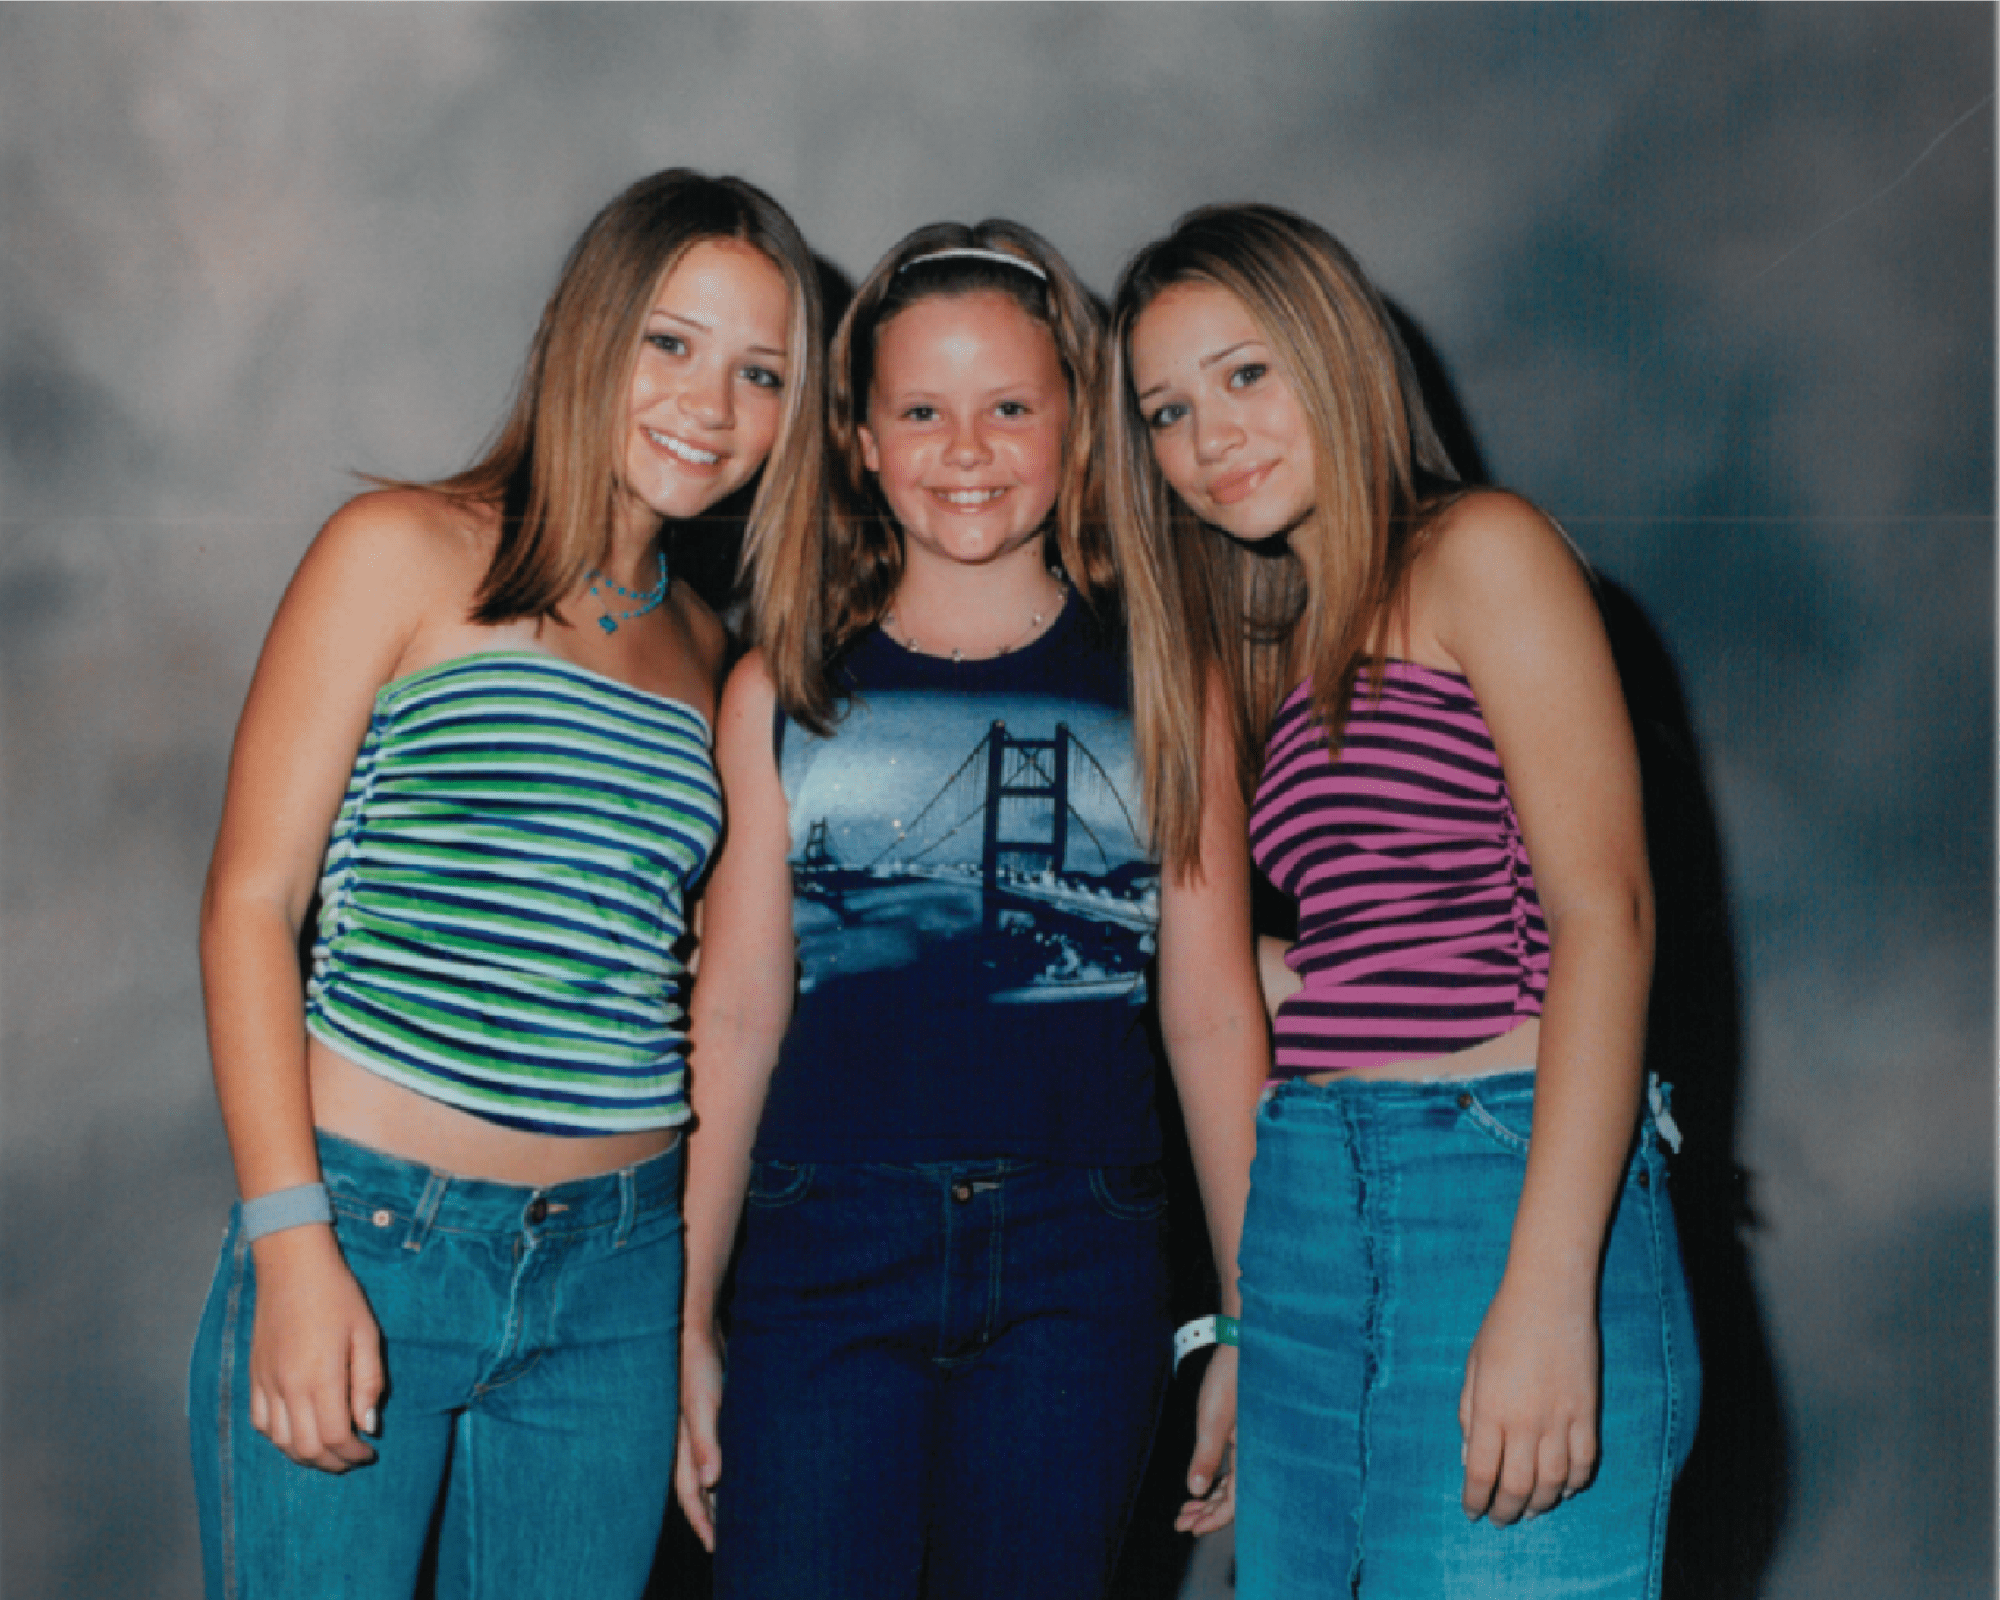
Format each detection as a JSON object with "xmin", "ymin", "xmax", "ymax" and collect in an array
[{"xmin": 304, "ymin": 651, "xmax": 720, "ymax": 1135}]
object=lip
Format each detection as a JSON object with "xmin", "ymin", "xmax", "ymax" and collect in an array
[
  {"xmin": 644, "ymin": 426, "xmax": 726, "ymax": 471},
  {"xmin": 1205, "ymin": 460, "xmax": 1276, "ymax": 507}
]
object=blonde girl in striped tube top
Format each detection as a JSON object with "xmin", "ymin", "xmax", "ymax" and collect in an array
[
  {"xmin": 1107, "ymin": 203, "xmax": 1699, "ymax": 1599},
  {"xmin": 189, "ymin": 170, "xmax": 823, "ymax": 1600}
]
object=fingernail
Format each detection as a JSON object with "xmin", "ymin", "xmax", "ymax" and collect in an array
[
  {"xmin": 363, "ymin": 1408, "xmax": 378, "ymax": 1434},
  {"xmin": 1190, "ymin": 1475, "xmax": 1207, "ymax": 1494}
]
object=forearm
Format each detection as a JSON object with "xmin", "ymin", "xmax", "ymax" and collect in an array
[
  {"xmin": 1163, "ymin": 994, "xmax": 1267, "ymax": 1318},
  {"xmin": 200, "ymin": 880, "xmax": 323, "ymax": 1201},
  {"xmin": 1506, "ymin": 899, "xmax": 1653, "ymax": 1300},
  {"xmin": 680, "ymin": 1006, "xmax": 787, "ymax": 1330}
]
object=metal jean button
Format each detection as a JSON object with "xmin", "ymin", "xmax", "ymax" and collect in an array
[
  {"xmin": 951, "ymin": 1181, "xmax": 973, "ymax": 1204},
  {"xmin": 526, "ymin": 1196, "xmax": 549, "ymax": 1225}
]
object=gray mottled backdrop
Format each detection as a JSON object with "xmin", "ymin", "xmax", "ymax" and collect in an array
[{"xmin": 2, "ymin": 6, "xmax": 1991, "ymax": 1597}]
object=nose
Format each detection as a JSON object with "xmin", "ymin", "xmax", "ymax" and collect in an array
[
  {"xmin": 943, "ymin": 414, "xmax": 991, "ymax": 468},
  {"xmin": 677, "ymin": 361, "xmax": 734, "ymax": 430},
  {"xmin": 1192, "ymin": 402, "xmax": 1242, "ymax": 466}
]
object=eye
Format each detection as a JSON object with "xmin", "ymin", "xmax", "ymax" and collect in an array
[
  {"xmin": 646, "ymin": 332, "xmax": 687, "ymax": 357},
  {"xmin": 1145, "ymin": 401, "xmax": 1188, "ymax": 431},
  {"xmin": 741, "ymin": 365, "xmax": 785, "ymax": 392},
  {"xmin": 995, "ymin": 400, "xmax": 1031, "ymax": 419},
  {"xmin": 901, "ymin": 404, "xmax": 938, "ymax": 423},
  {"xmin": 1228, "ymin": 362, "xmax": 1268, "ymax": 390}
]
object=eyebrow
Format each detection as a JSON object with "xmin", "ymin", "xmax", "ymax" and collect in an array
[
  {"xmin": 649, "ymin": 309, "xmax": 787, "ymax": 361},
  {"xmin": 1135, "ymin": 339, "xmax": 1259, "ymax": 403}
]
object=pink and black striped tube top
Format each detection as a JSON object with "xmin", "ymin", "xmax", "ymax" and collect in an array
[{"xmin": 1249, "ymin": 662, "xmax": 1549, "ymax": 1077}]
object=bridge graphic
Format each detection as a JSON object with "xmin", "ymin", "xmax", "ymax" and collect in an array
[{"xmin": 796, "ymin": 719, "xmax": 1155, "ymax": 940}]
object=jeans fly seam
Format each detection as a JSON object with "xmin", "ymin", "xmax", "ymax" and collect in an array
[{"xmin": 1347, "ymin": 1097, "xmax": 1379, "ymax": 1600}]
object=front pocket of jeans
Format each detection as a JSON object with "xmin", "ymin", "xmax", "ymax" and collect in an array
[
  {"xmin": 1088, "ymin": 1162, "xmax": 1168, "ymax": 1221},
  {"xmin": 1456, "ymin": 1086, "xmax": 1534, "ymax": 1160},
  {"xmin": 745, "ymin": 1160, "xmax": 814, "ymax": 1209}
]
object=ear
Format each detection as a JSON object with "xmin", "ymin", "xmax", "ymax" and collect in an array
[{"xmin": 857, "ymin": 422, "xmax": 882, "ymax": 475}]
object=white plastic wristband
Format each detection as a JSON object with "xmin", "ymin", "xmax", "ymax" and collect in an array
[
  {"xmin": 239, "ymin": 1182, "xmax": 333, "ymax": 1243},
  {"xmin": 1173, "ymin": 1313, "xmax": 1240, "ymax": 1372}
]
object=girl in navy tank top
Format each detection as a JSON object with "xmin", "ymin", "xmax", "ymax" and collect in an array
[
  {"xmin": 1106, "ymin": 204, "xmax": 1699, "ymax": 1598},
  {"xmin": 677, "ymin": 223, "xmax": 1185, "ymax": 1599}
]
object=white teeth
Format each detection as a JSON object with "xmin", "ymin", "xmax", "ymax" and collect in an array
[
  {"xmin": 938, "ymin": 488, "xmax": 1005, "ymax": 505},
  {"xmin": 648, "ymin": 429, "xmax": 719, "ymax": 466}
]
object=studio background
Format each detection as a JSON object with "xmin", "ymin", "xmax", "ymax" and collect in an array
[{"xmin": 2, "ymin": 6, "xmax": 1991, "ymax": 1597}]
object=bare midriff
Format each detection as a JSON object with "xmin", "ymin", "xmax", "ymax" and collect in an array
[
  {"xmin": 1300, "ymin": 1017, "xmax": 1541, "ymax": 1086},
  {"xmin": 307, "ymin": 1037, "xmax": 680, "ymax": 1187}
]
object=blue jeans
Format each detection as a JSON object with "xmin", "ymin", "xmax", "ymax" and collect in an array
[
  {"xmin": 188, "ymin": 1131, "xmax": 684, "ymax": 1600},
  {"xmin": 712, "ymin": 1158, "xmax": 1172, "ymax": 1600},
  {"xmin": 1235, "ymin": 1072, "xmax": 1700, "ymax": 1599}
]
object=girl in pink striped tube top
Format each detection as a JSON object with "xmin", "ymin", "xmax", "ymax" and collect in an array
[{"xmin": 1250, "ymin": 661, "xmax": 1550, "ymax": 1078}]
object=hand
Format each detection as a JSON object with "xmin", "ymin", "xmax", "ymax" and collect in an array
[
  {"xmin": 247, "ymin": 1225, "xmax": 383, "ymax": 1473},
  {"xmin": 1176, "ymin": 1344, "xmax": 1238, "ymax": 1536},
  {"xmin": 675, "ymin": 1321, "xmax": 726, "ymax": 1551},
  {"xmin": 1458, "ymin": 1274, "xmax": 1599, "ymax": 1525}
]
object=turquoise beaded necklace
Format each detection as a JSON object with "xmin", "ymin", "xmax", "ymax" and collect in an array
[{"xmin": 586, "ymin": 550, "xmax": 669, "ymax": 635}]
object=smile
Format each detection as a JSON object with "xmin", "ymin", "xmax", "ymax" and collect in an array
[
  {"xmin": 647, "ymin": 428, "xmax": 721, "ymax": 467},
  {"xmin": 1206, "ymin": 462, "xmax": 1276, "ymax": 506},
  {"xmin": 931, "ymin": 488, "xmax": 1009, "ymax": 507}
]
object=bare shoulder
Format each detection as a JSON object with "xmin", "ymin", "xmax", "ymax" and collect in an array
[
  {"xmin": 307, "ymin": 487, "xmax": 493, "ymax": 597},
  {"xmin": 1409, "ymin": 490, "xmax": 1598, "ymax": 664},
  {"xmin": 720, "ymin": 645, "xmax": 778, "ymax": 717},
  {"xmin": 1420, "ymin": 490, "xmax": 1584, "ymax": 593}
]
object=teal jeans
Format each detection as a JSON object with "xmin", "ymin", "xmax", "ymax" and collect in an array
[
  {"xmin": 1236, "ymin": 1073, "xmax": 1700, "ymax": 1599},
  {"xmin": 189, "ymin": 1131, "xmax": 683, "ymax": 1600}
]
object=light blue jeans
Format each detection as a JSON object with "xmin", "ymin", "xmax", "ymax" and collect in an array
[
  {"xmin": 1235, "ymin": 1072, "xmax": 1700, "ymax": 1599},
  {"xmin": 188, "ymin": 1130, "xmax": 683, "ymax": 1600}
]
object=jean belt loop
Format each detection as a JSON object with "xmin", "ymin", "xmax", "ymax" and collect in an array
[
  {"xmin": 403, "ymin": 1169, "xmax": 448, "ymax": 1253},
  {"xmin": 1647, "ymin": 1073, "xmax": 1684, "ymax": 1155},
  {"xmin": 614, "ymin": 1165, "xmax": 638, "ymax": 1249}
]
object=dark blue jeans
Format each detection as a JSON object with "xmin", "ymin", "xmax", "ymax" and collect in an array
[
  {"xmin": 712, "ymin": 1158, "xmax": 1172, "ymax": 1600},
  {"xmin": 188, "ymin": 1131, "xmax": 683, "ymax": 1600}
]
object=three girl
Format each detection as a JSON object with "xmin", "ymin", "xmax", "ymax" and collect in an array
[
  {"xmin": 190, "ymin": 169, "xmax": 822, "ymax": 1598},
  {"xmin": 675, "ymin": 222, "xmax": 1199, "ymax": 1599},
  {"xmin": 1109, "ymin": 202, "xmax": 1700, "ymax": 1597},
  {"xmin": 195, "ymin": 175, "xmax": 1697, "ymax": 1599}
]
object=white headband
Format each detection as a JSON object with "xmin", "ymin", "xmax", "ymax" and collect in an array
[{"xmin": 897, "ymin": 246, "xmax": 1049, "ymax": 282}]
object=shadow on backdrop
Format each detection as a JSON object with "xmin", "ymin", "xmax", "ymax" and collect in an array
[{"xmin": 1397, "ymin": 299, "xmax": 1790, "ymax": 1598}]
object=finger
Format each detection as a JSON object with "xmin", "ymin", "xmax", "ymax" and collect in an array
[
  {"xmin": 250, "ymin": 1380, "xmax": 272, "ymax": 1438},
  {"xmin": 1461, "ymin": 1417, "xmax": 1503, "ymax": 1519},
  {"xmin": 674, "ymin": 1419, "xmax": 716, "ymax": 1552},
  {"xmin": 1524, "ymin": 1428, "xmax": 1569, "ymax": 1518},
  {"xmin": 349, "ymin": 1324, "xmax": 384, "ymax": 1438},
  {"xmin": 1566, "ymin": 1415, "xmax": 1598, "ymax": 1496},
  {"xmin": 1185, "ymin": 1420, "xmax": 1232, "ymax": 1499},
  {"xmin": 1487, "ymin": 1431, "xmax": 1539, "ymax": 1528}
]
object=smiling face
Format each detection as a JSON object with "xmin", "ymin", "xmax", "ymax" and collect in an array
[
  {"xmin": 1128, "ymin": 279, "xmax": 1318, "ymax": 548},
  {"xmin": 621, "ymin": 237, "xmax": 792, "ymax": 528},
  {"xmin": 856, "ymin": 290, "xmax": 1070, "ymax": 576}
]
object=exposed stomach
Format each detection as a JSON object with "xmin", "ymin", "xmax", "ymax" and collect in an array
[
  {"xmin": 307, "ymin": 1037, "xmax": 680, "ymax": 1186},
  {"xmin": 1299, "ymin": 1016, "xmax": 1541, "ymax": 1085}
]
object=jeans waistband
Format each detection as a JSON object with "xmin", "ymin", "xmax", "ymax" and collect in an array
[
  {"xmin": 304, "ymin": 1128, "xmax": 682, "ymax": 1241},
  {"xmin": 1260, "ymin": 1069, "xmax": 1683, "ymax": 1153}
]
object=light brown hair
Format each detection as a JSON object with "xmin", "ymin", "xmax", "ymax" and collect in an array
[
  {"xmin": 1106, "ymin": 202, "xmax": 1462, "ymax": 873},
  {"xmin": 754, "ymin": 219, "xmax": 1111, "ymax": 733},
  {"xmin": 413, "ymin": 168, "xmax": 824, "ymax": 625}
]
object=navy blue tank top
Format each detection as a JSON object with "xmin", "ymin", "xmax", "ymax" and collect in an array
[{"xmin": 752, "ymin": 601, "xmax": 1162, "ymax": 1165}]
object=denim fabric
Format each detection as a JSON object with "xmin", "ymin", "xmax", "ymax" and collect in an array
[
  {"xmin": 1235, "ymin": 1072, "xmax": 1700, "ymax": 1600},
  {"xmin": 711, "ymin": 1159, "xmax": 1172, "ymax": 1600},
  {"xmin": 188, "ymin": 1131, "xmax": 683, "ymax": 1600}
]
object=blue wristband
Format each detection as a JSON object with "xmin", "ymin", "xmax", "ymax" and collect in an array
[{"xmin": 239, "ymin": 1182, "xmax": 333, "ymax": 1242}]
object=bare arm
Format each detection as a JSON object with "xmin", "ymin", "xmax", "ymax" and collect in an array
[
  {"xmin": 1158, "ymin": 676, "xmax": 1271, "ymax": 1535},
  {"xmin": 1422, "ymin": 493, "xmax": 1654, "ymax": 1526},
  {"xmin": 674, "ymin": 651, "xmax": 797, "ymax": 1551},
  {"xmin": 200, "ymin": 492, "xmax": 439, "ymax": 1472}
]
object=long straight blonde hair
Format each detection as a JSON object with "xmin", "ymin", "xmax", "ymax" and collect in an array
[
  {"xmin": 753, "ymin": 219, "xmax": 1113, "ymax": 733},
  {"xmin": 1106, "ymin": 203, "xmax": 1462, "ymax": 874},
  {"xmin": 409, "ymin": 168, "xmax": 823, "ymax": 625}
]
